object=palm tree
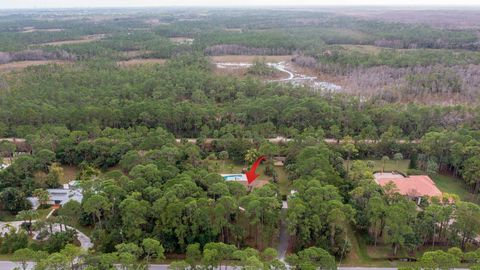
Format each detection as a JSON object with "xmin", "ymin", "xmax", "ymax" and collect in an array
[
  {"xmin": 17, "ymin": 210, "xmax": 39, "ymax": 235},
  {"xmin": 393, "ymin": 153, "xmax": 404, "ymax": 171},
  {"xmin": 381, "ymin": 156, "xmax": 390, "ymax": 173},
  {"xmin": 244, "ymin": 149, "xmax": 260, "ymax": 167}
]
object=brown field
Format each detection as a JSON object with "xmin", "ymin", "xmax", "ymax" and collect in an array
[
  {"xmin": 117, "ymin": 58, "xmax": 167, "ymax": 67},
  {"xmin": 61, "ymin": 165, "xmax": 79, "ymax": 183},
  {"xmin": 336, "ymin": 9, "xmax": 480, "ymax": 29},
  {"xmin": 0, "ymin": 60, "xmax": 69, "ymax": 73},
  {"xmin": 210, "ymin": 55, "xmax": 292, "ymax": 63},
  {"xmin": 40, "ymin": 34, "xmax": 105, "ymax": 46}
]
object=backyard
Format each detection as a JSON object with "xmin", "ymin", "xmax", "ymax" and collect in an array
[{"xmin": 208, "ymin": 159, "xmax": 290, "ymax": 195}]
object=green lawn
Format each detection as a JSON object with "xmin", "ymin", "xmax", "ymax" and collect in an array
[
  {"xmin": 431, "ymin": 174, "xmax": 479, "ymax": 203},
  {"xmin": 0, "ymin": 210, "xmax": 17, "ymax": 222},
  {"xmin": 0, "ymin": 207, "xmax": 52, "ymax": 222},
  {"xmin": 369, "ymin": 159, "xmax": 410, "ymax": 174}
]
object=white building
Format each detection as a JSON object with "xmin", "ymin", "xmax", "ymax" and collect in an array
[{"xmin": 28, "ymin": 181, "xmax": 83, "ymax": 209}]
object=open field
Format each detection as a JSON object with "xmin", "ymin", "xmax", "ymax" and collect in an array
[
  {"xmin": 210, "ymin": 55, "xmax": 292, "ymax": 63},
  {"xmin": 39, "ymin": 34, "xmax": 104, "ymax": 46},
  {"xmin": 339, "ymin": 44, "xmax": 384, "ymax": 54},
  {"xmin": 0, "ymin": 60, "xmax": 69, "ymax": 73},
  {"xmin": 169, "ymin": 37, "xmax": 194, "ymax": 44},
  {"xmin": 431, "ymin": 174, "xmax": 478, "ymax": 203},
  {"xmin": 117, "ymin": 58, "xmax": 167, "ymax": 67},
  {"xmin": 21, "ymin": 27, "xmax": 63, "ymax": 33}
]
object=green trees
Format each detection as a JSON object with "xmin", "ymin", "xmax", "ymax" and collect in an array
[
  {"xmin": 240, "ymin": 185, "xmax": 281, "ymax": 249},
  {"xmin": 287, "ymin": 247, "xmax": 337, "ymax": 270},
  {"xmin": 342, "ymin": 136, "xmax": 357, "ymax": 173},
  {"xmin": 419, "ymin": 250, "xmax": 460, "ymax": 270},
  {"xmin": 0, "ymin": 141, "xmax": 16, "ymax": 162},
  {"xmin": 462, "ymin": 156, "xmax": 480, "ymax": 193},
  {"xmin": 33, "ymin": 188, "xmax": 50, "ymax": 207},
  {"xmin": 383, "ymin": 200, "xmax": 417, "ymax": 255},
  {"xmin": 366, "ymin": 195, "xmax": 386, "ymax": 246},
  {"xmin": 0, "ymin": 187, "xmax": 31, "ymax": 214},
  {"xmin": 393, "ymin": 153, "xmax": 403, "ymax": 170},
  {"xmin": 381, "ymin": 156, "xmax": 390, "ymax": 173},
  {"xmin": 13, "ymin": 248, "xmax": 47, "ymax": 270},
  {"xmin": 453, "ymin": 201, "xmax": 480, "ymax": 248},
  {"xmin": 287, "ymin": 180, "xmax": 354, "ymax": 254},
  {"xmin": 0, "ymin": 229, "xmax": 29, "ymax": 254},
  {"xmin": 16, "ymin": 209, "xmax": 39, "ymax": 235},
  {"xmin": 82, "ymin": 194, "xmax": 111, "ymax": 229},
  {"xmin": 35, "ymin": 149, "xmax": 56, "ymax": 172},
  {"xmin": 119, "ymin": 193, "xmax": 150, "ymax": 242}
]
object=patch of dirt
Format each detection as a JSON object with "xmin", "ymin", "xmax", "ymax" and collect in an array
[
  {"xmin": 61, "ymin": 165, "xmax": 79, "ymax": 184},
  {"xmin": 0, "ymin": 60, "xmax": 69, "ymax": 73},
  {"xmin": 39, "ymin": 34, "xmax": 105, "ymax": 46},
  {"xmin": 116, "ymin": 58, "xmax": 167, "ymax": 67}
]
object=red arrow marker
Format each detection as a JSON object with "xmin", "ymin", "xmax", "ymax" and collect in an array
[{"xmin": 246, "ymin": 156, "xmax": 266, "ymax": 184}]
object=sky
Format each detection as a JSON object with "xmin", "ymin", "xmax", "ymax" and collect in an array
[{"xmin": 1, "ymin": 0, "xmax": 480, "ymax": 9}]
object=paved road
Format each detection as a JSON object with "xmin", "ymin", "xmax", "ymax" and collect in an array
[{"xmin": 278, "ymin": 206, "xmax": 289, "ymax": 260}]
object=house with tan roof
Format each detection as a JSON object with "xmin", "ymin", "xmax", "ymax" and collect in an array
[{"xmin": 373, "ymin": 172, "xmax": 442, "ymax": 204}]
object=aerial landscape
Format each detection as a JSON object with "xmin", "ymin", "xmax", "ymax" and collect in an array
[{"xmin": 1, "ymin": 1, "xmax": 480, "ymax": 269}]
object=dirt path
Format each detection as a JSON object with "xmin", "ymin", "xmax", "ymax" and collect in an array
[{"xmin": 278, "ymin": 205, "xmax": 289, "ymax": 260}]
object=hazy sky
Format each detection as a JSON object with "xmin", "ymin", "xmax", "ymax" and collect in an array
[{"xmin": 1, "ymin": 0, "xmax": 480, "ymax": 9}]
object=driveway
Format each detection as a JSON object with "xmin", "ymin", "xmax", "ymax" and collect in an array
[{"xmin": 0, "ymin": 220, "xmax": 92, "ymax": 249}]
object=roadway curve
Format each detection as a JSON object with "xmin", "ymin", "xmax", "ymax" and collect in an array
[{"xmin": 0, "ymin": 220, "xmax": 92, "ymax": 250}]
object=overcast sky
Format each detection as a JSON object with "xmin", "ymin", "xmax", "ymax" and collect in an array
[{"xmin": 1, "ymin": 0, "xmax": 480, "ymax": 9}]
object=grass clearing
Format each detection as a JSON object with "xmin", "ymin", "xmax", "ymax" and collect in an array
[
  {"xmin": 0, "ymin": 60, "xmax": 69, "ymax": 73},
  {"xmin": 208, "ymin": 159, "xmax": 290, "ymax": 194},
  {"xmin": 431, "ymin": 174, "xmax": 478, "ymax": 203},
  {"xmin": 38, "ymin": 34, "xmax": 104, "ymax": 46},
  {"xmin": 340, "ymin": 44, "xmax": 384, "ymax": 54},
  {"xmin": 210, "ymin": 55, "xmax": 292, "ymax": 63},
  {"xmin": 117, "ymin": 58, "xmax": 167, "ymax": 67},
  {"xmin": 61, "ymin": 165, "xmax": 79, "ymax": 184}
]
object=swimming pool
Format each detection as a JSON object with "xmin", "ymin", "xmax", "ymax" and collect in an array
[{"xmin": 222, "ymin": 174, "xmax": 247, "ymax": 181}]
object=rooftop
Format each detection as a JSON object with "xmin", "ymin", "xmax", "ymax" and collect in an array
[{"xmin": 374, "ymin": 173, "xmax": 442, "ymax": 198}]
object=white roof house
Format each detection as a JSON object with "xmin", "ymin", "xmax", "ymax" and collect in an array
[
  {"xmin": 28, "ymin": 181, "xmax": 83, "ymax": 208},
  {"xmin": 47, "ymin": 180, "xmax": 83, "ymax": 205}
]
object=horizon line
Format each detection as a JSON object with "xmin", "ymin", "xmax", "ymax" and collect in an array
[{"xmin": 2, "ymin": 4, "xmax": 480, "ymax": 10}]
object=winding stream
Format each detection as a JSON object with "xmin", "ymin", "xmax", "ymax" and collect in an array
[{"xmin": 216, "ymin": 61, "xmax": 342, "ymax": 92}]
